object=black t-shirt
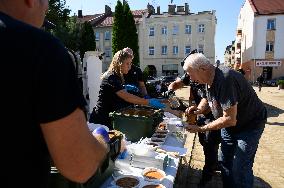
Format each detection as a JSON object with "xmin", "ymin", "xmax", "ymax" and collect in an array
[
  {"xmin": 89, "ymin": 72, "xmax": 129, "ymax": 128},
  {"xmin": 237, "ymin": 68, "xmax": 245, "ymax": 75},
  {"xmin": 124, "ymin": 65, "xmax": 144, "ymax": 87},
  {"xmin": 180, "ymin": 73, "xmax": 206, "ymax": 105},
  {"xmin": 123, "ymin": 65, "xmax": 144, "ymax": 96},
  {"xmin": 180, "ymin": 73, "xmax": 213, "ymax": 120},
  {"xmin": 206, "ymin": 66, "xmax": 267, "ymax": 133},
  {"xmin": 0, "ymin": 12, "xmax": 86, "ymax": 187},
  {"xmin": 180, "ymin": 73, "xmax": 191, "ymax": 86}
]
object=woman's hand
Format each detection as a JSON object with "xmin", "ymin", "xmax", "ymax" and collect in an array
[{"xmin": 148, "ymin": 99, "xmax": 166, "ymax": 109}]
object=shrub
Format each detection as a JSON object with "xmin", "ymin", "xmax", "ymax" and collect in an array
[{"xmin": 276, "ymin": 80, "xmax": 284, "ymax": 85}]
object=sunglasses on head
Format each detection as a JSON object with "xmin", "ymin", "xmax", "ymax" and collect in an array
[{"xmin": 180, "ymin": 49, "xmax": 198, "ymax": 67}]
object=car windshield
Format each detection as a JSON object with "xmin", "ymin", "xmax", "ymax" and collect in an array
[{"xmin": 147, "ymin": 76, "xmax": 155, "ymax": 80}]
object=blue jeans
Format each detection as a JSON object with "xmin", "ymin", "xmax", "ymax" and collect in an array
[{"xmin": 220, "ymin": 124, "xmax": 265, "ymax": 188}]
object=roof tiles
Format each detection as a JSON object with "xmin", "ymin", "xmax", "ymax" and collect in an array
[{"xmin": 249, "ymin": 0, "xmax": 284, "ymax": 15}]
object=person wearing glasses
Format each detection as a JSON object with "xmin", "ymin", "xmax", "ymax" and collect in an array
[
  {"xmin": 166, "ymin": 50, "xmax": 221, "ymax": 186},
  {"xmin": 89, "ymin": 50, "xmax": 165, "ymax": 129},
  {"xmin": 183, "ymin": 52, "xmax": 267, "ymax": 188}
]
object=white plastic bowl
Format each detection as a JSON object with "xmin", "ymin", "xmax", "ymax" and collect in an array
[{"xmin": 142, "ymin": 167, "xmax": 166, "ymax": 183}]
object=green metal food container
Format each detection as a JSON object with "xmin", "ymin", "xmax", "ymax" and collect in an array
[
  {"xmin": 109, "ymin": 106, "xmax": 164, "ymax": 142},
  {"xmin": 47, "ymin": 133, "xmax": 123, "ymax": 188}
]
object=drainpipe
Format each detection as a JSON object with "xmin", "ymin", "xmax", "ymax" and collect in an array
[{"xmin": 252, "ymin": 16, "xmax": 256, "ymax": 83}]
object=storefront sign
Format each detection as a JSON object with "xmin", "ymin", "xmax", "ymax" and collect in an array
[{"xmin": 256, "ymin": 60, "xmax": 281, "ymax": 67}]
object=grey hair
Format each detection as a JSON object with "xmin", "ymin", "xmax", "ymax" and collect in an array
[{"xmin": 183, "ymin": 53, "xmax": 213, "ymax": 71}]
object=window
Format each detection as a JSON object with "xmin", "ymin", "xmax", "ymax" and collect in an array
[
  {"xmin": 95, "ymin": 32, "xmax": 100, "ymax": 41},
  {"xmin": 198, "ymin": 24, "xmax": 205, "ymax": 33},
  {"xmin": 185, "ymin": 25, "xmax": 191, "ymax": 34},
  {"xmin": 267, "ymin": 19, "xmax": 276, "ymax": 30},
  {"xmin": 162, "ymin": 64, "xmax": 178, "ymax": 75},
  {"xmin": 104, "ymin": 31, "xmax": 110, "ymax": 40},
  {"xmin": 198, "ymin": 44, "xmax": 204, "ymax": 53},
  {"xmin": 161, "ymin": 26, "xmax": 167, "ymax": 35},
  {"xmin": 162, "ymin": 46, "xmax": 167, "ymax": 55},
  {"xmin": 185, "ymin": 46, "xmax": 191, "ymax": 55},
  {"xmin": 173, "ymin": 46, "xmax": 178, "ymax": 55},
  {"xmin": 149, "ymin": 27, "xmax": 154, "ymax": 36},
  {"xmin": 173, "ymin": 25, "xmax": 179, "ymax": 35},
  {"xmin": 105, "ymin": 47, "xmax": 111, "ymax": 57},
  {"xmin": 266, "ymin": 42, "xmax": 274, "ymax": 52},
  {"xmin": 149, "ymin": 47, "xmax": 155, "ymax": 55}
]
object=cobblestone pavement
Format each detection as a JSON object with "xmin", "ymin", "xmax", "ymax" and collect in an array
[{"xmin": 173, "ymin": 86, "xmax": 284, "ymax": 188}]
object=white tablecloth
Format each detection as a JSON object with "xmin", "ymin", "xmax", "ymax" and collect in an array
[{"xmin": 100, "ymin": 133, "xmax": 186, "ymax": 188}]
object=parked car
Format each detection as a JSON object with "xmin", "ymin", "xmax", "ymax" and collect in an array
[
  {"xmin": 146, "ymin": 76, "xmax": 159, "ymax": 84},
  {"xmin": 159, "ymin": 75, "xmax": 177, "ymax": 86},
  {"xmin": 264, "ymin": 76, "xmax": 284, "ymax": 86}
]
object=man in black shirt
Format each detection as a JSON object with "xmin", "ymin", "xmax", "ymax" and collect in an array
[
  {"xmin": 233, "ymin": 61, "xmax": 245, "ymax": 76},
  {"xmin": 168, "ymin": 73, "xmax": 221, "ymax": 185},
  {"xmin": 183, "ymin": 53, "xmax": 266, "ymax": 188},
  {"xmin": 0, "ymin": 1, "xmax": 108, "ymax": 187},
  {"xmin": 257, "ymin": 74, "xmax": 264, "ymax": 92},
  {"xmin": 123, "ymin": 47, "xmax": 149, "ymax": 98}
]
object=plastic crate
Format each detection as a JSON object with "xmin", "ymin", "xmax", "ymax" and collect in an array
[{"xmin": 109, "ymin": 106, "xmax": 164, "ymax": 142}]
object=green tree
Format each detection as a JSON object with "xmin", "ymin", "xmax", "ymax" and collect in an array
[
  {"xmin": 123, "ymin": 2, "xmax": 139, "ymax": 65},
  {"xmin": 45, "ymin": 0, "xmax": 71, "ymax": 44},
  {"xmin": 112, "ymin": 0, "xmax": 125, "ymax": 55},
  {"xmin": 112, "ymin": 0, "xmax": 140, "ymax": 65},
  {"xmin": 65, "ymin": 16, "xmax": 81, "ymax": 51},
  {"xmin": 79, "ymin": 22, "xmax": 96, "ymax": 59},
  {"xmin": 46, "ymin": 0, "xmax": 70, "ymax": 27},
  {"xmin": 45, "ymin": 0, "xmax": 96, "ymax": 59}
]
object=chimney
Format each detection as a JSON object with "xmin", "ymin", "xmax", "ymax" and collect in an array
[
  {"xmin": 185, "ymin": 3, "xmax": 189, "ymax": 14},
  {"xmin": 147, "ymin": 3, "xmax": 155, "ymax": 15},
  {"xmin": 157, "ymin": 6, "xmax": 160, "ymax": 14},
  {"xmin": 177, "ymin": 6, "xmax": 184, "ymax": 12},
  {"xmin": 105, "ymin": 5, "xmax": 112, "ymax": 15},
  {"xmin": 78, "ymin": 10, "xmax": 83, "ymax": 18},
  {"xmin": 168, "ymin": 4, "xmax": 176, "ymax": 14}
]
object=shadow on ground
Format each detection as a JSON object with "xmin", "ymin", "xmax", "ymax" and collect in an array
[
  {"xmin": 174, "ymin": 163, "xmax": 272, "ymax": 188},
  {"xmin": 264, "ymin": 102, "xmax": 284, "ymax": 126}
]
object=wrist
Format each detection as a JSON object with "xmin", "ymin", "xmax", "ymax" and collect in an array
[
  {"xmin": 200, "ymin": 125, "xmax": 208, "ymax": 132},
  {"xmin": 195, "ymin": 107, "xmax": 203, "ymax": 114}
]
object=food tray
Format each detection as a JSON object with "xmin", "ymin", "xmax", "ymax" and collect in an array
[
  {"xmin": 112, "ymin": 175, "xmax": 140, "ymax": 188},
  {"xmin": 142, "ymin": 167, "xmax": 166, "ymax": 183}
]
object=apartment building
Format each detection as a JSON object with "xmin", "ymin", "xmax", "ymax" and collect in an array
[
  {"xmin": 77, "ymin": 5, "xmax": 144, "ymax": 71},
  {"xmin": 235, "ymin": 0, "xmax": 284, "ymax": 81},
  {"xmin": 79, "ymin": 3, "xmax": 216, "ymax": 76},
  {"xmin": 224, "ymin": 41, "xmax": 236, "ymax": 67},
  {"xmin": 138, "ymin": 4, "xmax": 216, "ymax": 76}
]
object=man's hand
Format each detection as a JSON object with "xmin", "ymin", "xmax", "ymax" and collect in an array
[
  {"xmin": 185, "ymin": 124, "xmax": 202, "ymax": 133},
  {"xmin": 92, "ymin": 127, "xmax": 109, "ymax": 143},
  {"xmin": 185, "ymin": 105, "xmax": 201, "ymax": 116},
  {"xmin": 163, "ymin": 89, "xmax": 175, "ymax": 98}
]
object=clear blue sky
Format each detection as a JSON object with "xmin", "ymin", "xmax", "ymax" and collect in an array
[{"xmin": 65, "ymin": 0, "xmax": 244, "ymax": 62}]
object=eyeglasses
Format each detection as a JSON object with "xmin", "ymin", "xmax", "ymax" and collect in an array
[{"xmin": 180, "ymin": 49, "xmax": 198, "ymax": 67}]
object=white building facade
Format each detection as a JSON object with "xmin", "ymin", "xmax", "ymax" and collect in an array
[
  {"xmin": 82, "ymin": 3, "xmax": 216, "ymax": 77},
  {"xmin": 236, "ymin": 0, "xmax": 284, "ymax": 81},
  {"xmin": 138, "ymin": 6, "xmax": 216, "ymax": 76}
]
